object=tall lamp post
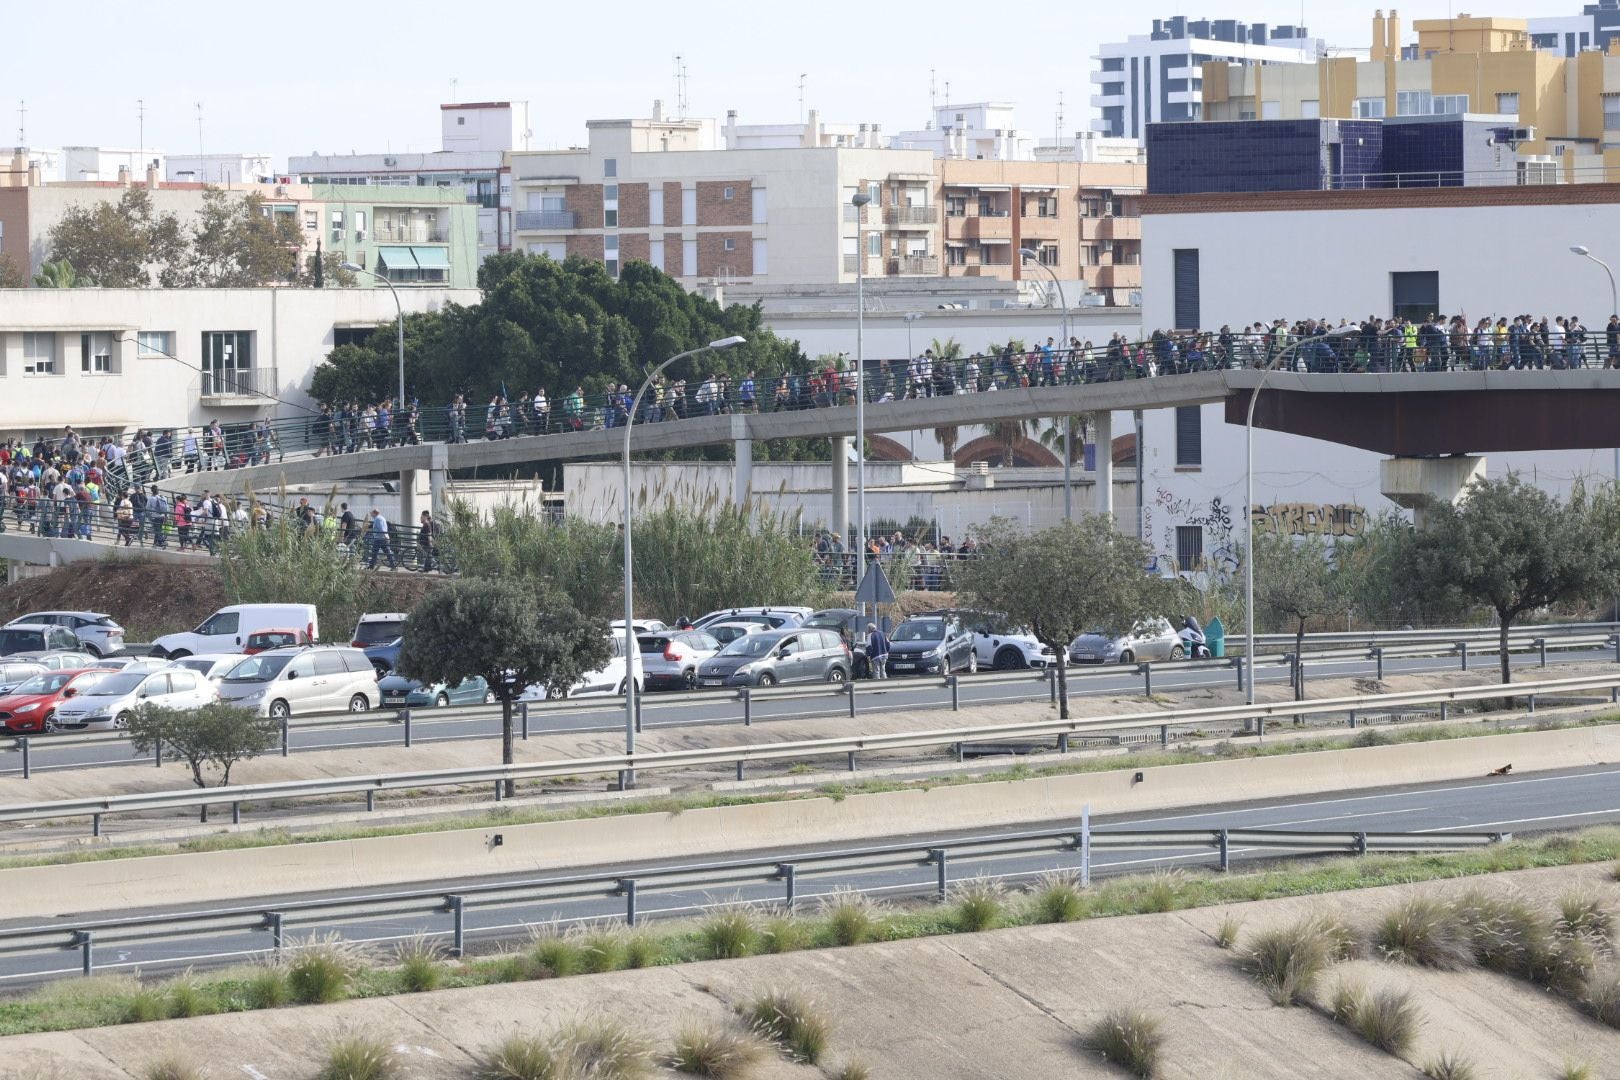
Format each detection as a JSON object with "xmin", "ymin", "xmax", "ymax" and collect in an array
[
  {"xmin": 340, "ymin": 263, "xmax": 405, "ymax": 408},
  {"xmin": 1019, "ymin": 247, "xmax": 1072, "ymax": 520},
  {"xmin": 851, "ymin": 191, "xmax": 871, "ymax": 563},
  {"xmin": 621, "ymin": 335, "xmax": 746, "ymax": 786},
  {"xmin": 1243, "ymin": 325, "xmax": 1358, "ymax": 705}
]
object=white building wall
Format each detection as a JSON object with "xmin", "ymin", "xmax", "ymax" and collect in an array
[{"xmin": 165, "ymin": 154, "xmax": 273, "ymax": 185}]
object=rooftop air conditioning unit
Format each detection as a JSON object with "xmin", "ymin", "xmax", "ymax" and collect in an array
[{"xmin": 383, "ymin": 156, "xmax": 398, "ymax": 166}]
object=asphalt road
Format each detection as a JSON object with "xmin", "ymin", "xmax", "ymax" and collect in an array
[
  {"xmin": 3, "ymin": 647, "xmax": 1611, "ymax": 779},
  {"xmin": 3, "ymin": 762, "xmax": 1614, "ymax": 984}
]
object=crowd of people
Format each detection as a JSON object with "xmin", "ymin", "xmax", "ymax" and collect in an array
[{"xmin": 811, "ymin": 528, "xmax": 980, "ymax": 591}]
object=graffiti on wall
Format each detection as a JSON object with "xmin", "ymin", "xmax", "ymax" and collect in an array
[{"xmin": 1250, "ymin": 503, "xmax": 1366, "ymax": 538}]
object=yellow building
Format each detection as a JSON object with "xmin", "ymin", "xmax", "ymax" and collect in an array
[{"xmin": 1201, "ymin": 9, "xmax": 1620, "ymax": 180}]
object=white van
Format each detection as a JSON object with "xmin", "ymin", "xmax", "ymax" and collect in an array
[{"xmin": 152, "ymin": 604, "xmax": 320, "ymax": 659}]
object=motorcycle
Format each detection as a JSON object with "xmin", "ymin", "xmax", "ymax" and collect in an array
[{"xmin": 1179, "ymin": 616, "xmax": 1212, "ymax": 660}]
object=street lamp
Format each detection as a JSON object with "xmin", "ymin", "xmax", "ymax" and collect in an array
[
  {"xmin": 620, "ymin": 335, "xmax": 746, "ymax": 786},
  {"xmin": 904, "ymin": 311, "xmax": 923, "ymax": 361},
  {"xmin": 341, "ymin": 263, "xmax": 405, "ymax": 409},
  {"xmin": 1020, "ymin": 247, "xmax": 1073, "ymax": 520},
  {"xmin": 852, "ymin": 192, "xmax": 871, "ymax": 563},
  {"xmin": 1243, "ymin": 324, "xmax": 1359, "ymax": 706}
]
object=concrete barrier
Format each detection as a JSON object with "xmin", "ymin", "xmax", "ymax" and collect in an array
[{"xmin": 3, "ymin": 723, "xmax": 1614, "ymax": 917}]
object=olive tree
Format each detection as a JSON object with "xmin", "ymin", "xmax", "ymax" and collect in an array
[
  {"xmin": 126, "ymin": 703, "xmax": 280, "ymax": 821},
  {"xmin": 1253, "ymin": 533, "xmax": 1352, "ymax": 699},
  {"xmin": 955, "ymin": 516, "xmax": 1169, "ymax": 719},
  {"xmin": 397, "ymin": 578, "xmax": 609, "ymax": 793}
]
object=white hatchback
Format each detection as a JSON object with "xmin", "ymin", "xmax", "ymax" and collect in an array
[{"xmin": 51, "ymin": 668, "xmax": 219, "ymax": 731}]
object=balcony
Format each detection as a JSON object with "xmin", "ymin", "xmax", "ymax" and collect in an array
[
  {"xmin": 961, "ymin": 214, "xmax": 1013, "ymax": 241},
  {"xmin": 372, "ymin": 226, "xmax": 450, "ymax": 243},
  {"xmin": 1081, "ymin": 215, "xmax": 1141, "ymax": 241},
  {"xmin": 515, "ymin": 210, "xmax": 579, "ymax": 231},
  {"xmin": 887, "ymin": 255, "xmax": 940, "ymax": 276},
  {"xmin": 1091, "ymin": 264, "xmax": 1142, "ymax": 290},
  {"xmin": 1091, "ymin": 93, "xmax": 1126, "ymax": 109},
  {"xmin": 200, "ymin": 367, "xmax": 277, "ymax": 404},
  {"xmin": 884, "ymin": 205, "xmax": 938, "ymax": 227}
]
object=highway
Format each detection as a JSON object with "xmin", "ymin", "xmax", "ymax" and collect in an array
[
  {"xmin": 2, "ymin": 762, "xmax": 1615, "ymax": 984},
  {"xmin": 3, "ymin": 647, "xmax": 1610, "ymax": 779}
]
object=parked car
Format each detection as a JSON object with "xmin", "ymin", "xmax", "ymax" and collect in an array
[
  {"xmin": 1068, "ymin": 618, "xmax": 1181, "ymax": 665},
  {"xmin": 885, "ymin": 613, "xmax": 977, "ymax": 677},
  {"xmin": 12, "ymin": 649, "xmax": 101, "ymax": 671},
  {"xmin": 163, "ymin": 654, "xmax": 243, "ymax": 684},
  {"xmin": 51, "ymin": 667, "xmax": 219, "ymax": 731},
  {"xmin": 215, "ymin": 646, "xmax": 376, "ymax": 718},
  {"xmin": 961, "ymin": 612, "xmax": 1054, "ymax": 670},
  {"xmin": 151, "ymin": 603, "xmax": 320, "ymax": 659},
  {"xmin": 0, "ymin": 624, "xmax": 83, "ymax": 657},
  {"xmin": 377, "ymin": 674, "xmax": 495, "ymax": 708},
  {"xmin": 703, "ymin": 620, "xmax": 766, "ymax": 647},
  {"xmin": 0, "ymin": 669, "xmax": 108, "ymax": 734},
  {"xmin": 612, "ymin": 618, "xmax": 668, "ymax": 635},
  {"xmin": 521, "ymin": 636, "xmax": 644, "ymax": 699},
  {"xmin": 0, "ymin": 662, "xmax": 46, "ymax": 695},
  {"xmin": 92, "ymin": 656, "xmax": 172, "ymax": 673},
  {"xmin": 636, "ymin": 629, "xmax": 723, "ymax": 691},
  {"xmin": 244, "ymin": 628, "xmax": 312, "ymax": 654},
  {"xmin": 364, "ymin": 637, "xmax": 403, "ymax": 678},
  {"xmin": 802, "ymin": 608, "xmax": 870, "ymax": 678},
  {"xmin": 351, "ymin": 612, "xmax": 408, "ymax": 648},
  {"xmin": 696, "ymin": 627, "xmax": 850, "ymax": 688},
  {"xmin": 692, "ymin": 607, "xmax": 814, "ymax": 632},
  {"xmin": 4, "ymin": 611, "xmax": 125, "ymax": 657}
]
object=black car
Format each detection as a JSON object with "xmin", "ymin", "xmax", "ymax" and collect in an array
[
  {"xmin": 885, "ymin": 613, "xmax": 976, "ymax": 677},
  {"xmin": 801, "ymin": 608, "xmax": 870, "ymax": 678}
]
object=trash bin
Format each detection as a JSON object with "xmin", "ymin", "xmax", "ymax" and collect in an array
[{"xmin": 1206, "ymin": 616, "xmax": 1226, "ymax": 658}]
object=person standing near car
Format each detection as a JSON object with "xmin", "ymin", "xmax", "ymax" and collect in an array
[{"xmin": 866, "ymin": 622, "xmax": 890, "ymax": 680}]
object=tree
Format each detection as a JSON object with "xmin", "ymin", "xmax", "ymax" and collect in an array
[
  {"xmin": 126, "ymin": 703, "xmax": 279, "ymax": 821},
  {"xmin": 186, "ymin": 189, "xmax": 305, "ymax": 286},
  {"xmin": 31, "ymin": 258, "xmax": 85, "ymax": 288},
  {"xmin": 1404, "ymin": 475, "xmax": 1620, "ymax": 686},
  {"xmin": 955, "ymin": 516, "xmax": 1169, "ymax": 719},
  {"xmin": 45, "ymin": 186, "xmax": 186, "ymax": 287},
  {"xmin": 1252, "ymin": 533, "xmax": 1352, "ymax": 699},
  {"xmin": 397, "ymin": 578, "xmax": 610, "ymax": 793},
  {"xmin": 0, "ymin": 252, "xmax": 30, "ymax": 288},
  {"xmin": 445, "ymin": 501, "xmax": 623, "ymax": 621}
]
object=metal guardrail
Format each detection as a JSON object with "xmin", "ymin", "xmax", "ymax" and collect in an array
[
  {"xmin": 0, "ymin": 820, "xmax": 1504, "ymax": 978},
  {"xmin": 1, "ymin": 672, "xmax": 1613, "ymax": 834}
]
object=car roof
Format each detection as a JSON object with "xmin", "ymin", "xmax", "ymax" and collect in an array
[
  {"xmin": 10, "ymin": 610, "xmax": 110, "ymax": 620},
  {"xmin": 256, "ymin": 644, "xmax": 363, "ymax": 656},
  {"xmin": 248, "ymin": 627, "xmax": 304, "ymax": 635},
  {"xmin": 357, "ymin": 612, "xmax": 409, "ymax": 621},
  {"xmin": 2, "ymin": 624, "xmax": 57, "ymax": 632}
]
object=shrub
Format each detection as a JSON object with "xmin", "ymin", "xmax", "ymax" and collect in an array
[
  {"xmin": 951, "ymin": 878, "xmax": 1006, "ymax": 933},
  {"xmin": 1140, "ymin": 870, "xmax": 1182, "ymax": 914},
  {"xmin": 1420, "ymin": 1051, "xmax": 1477, "ymax": 1080},
  {"xmin": 1556, "ymin": 892, "xmax": 1613, "ymax": 944},
  {"xmin": 123, "ymin": 984, "xmax": 169, "ymax": 1024},
  {"xmin": 701, "ymin": 907, "xmax": 759, "ymax": 960},
  {"xmin": 244, "ymin": 965, "xmax": 289, "ymax": 1009},
  {"xmin": 1452, "ymin": 891, "xmax": 1551, "ymax": 976},
  {"xmin": 832, "ymin": 1063, "xmax": 871, "ymax": 1080},
  {"xmin": 1330, "ymin": 981, "xmax": 1422, "ymax": 1056},
  {"xmin": 165, "ymin": 969, "xmax": 215, "ymax": 1018},
  {"xmin": 474, "ymin": 1034, "xmax": 565, "ymax": 1080},
  {"xmin": 820, "ymin": 890, "xmax": 884, "ymax": 947},
  {"xmin": 394, "ymin": 934, "xmax": 445, "ymax": 993},
  {"xmin": 1214, "ymin": 914, "xmax": 1242, "ymax": 950},
  {"xmin": 760, "ymin": 912, "xmax": 810, "ymax": 954},
  {"xmin": 1029, "ymin": 872, "xmax": 1086, "ymax": 924},
  {"xmin": 1373, "ymin": 896, "xmax": 1473, "ymax": 970},
  {"xmin": 485, "ymin": 954, "xmax": 534, "ymax": 983},
  {"xmin": 621, "ymin": 929, "xmax": 662, "ymax": 970},
  {"xmin": 1532, "ymin": 934, "xmax": 1597, "ymax": 999},
  {"xmin": 1582, "ymin": 962, "xmax": 1620, "ymax": 1027},
  {"xmin": 669, "ymin": 1023, "xmax": 768, "ymax": 1077},
  {"xmin": 1242, "ymin": 917, "xmax": 1339, "ymax": 1006},
  {"xmin": 285, "ymin": 933, "xmax": 367, "ymax": 1005},
  {"xmin": 1081, "ymin": 1008, "xmax": 1164, "ymax": 1078},
  {"xmin": 528, "ymin": 924, "xmax": 583, "ymax": 978},
  {"xmin": 318, "ymin": 1032, "xmax": 402, "ymax": 1080},
  {"xmin": 1560, "ymin": 1062, "xmax": 1595, "ymax": 1080},
  {"xmin": 141, "ymin": 1056, "xmax": 206, "ymax": 1080},
  {"xmin": 554, "ymin": 1017, "xmax": 654, "ymax": 1079},
  {"xmin": 748, "ymin": 989, "xmax": 833, "ymax": 1064}
]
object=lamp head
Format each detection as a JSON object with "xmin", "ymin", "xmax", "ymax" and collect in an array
[
  {"xmin": 340, "ymin": 262, "xmax": 363, "ymax": 272},
  {"xmin": 851, "ymin": 192, "xmax": 871, "ymax": 207},
  {"xmin": 1571, "ymin": 245, "xmax": 1592, "ymax": 257},
  {"xmin": 1018, "ymin": 247, "xmax": 1039, "ymax": 259},
  {"xmin": 707, "ymin": 335, "xmax": 747, "ymax": 350}
]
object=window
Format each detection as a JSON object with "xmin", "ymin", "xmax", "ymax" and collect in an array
[
  {"xmin": 353, "ymin": 210, "xmax": 367, "ymax": 240},
  {"xmin": 314, "ymin": 652, "xmax": 347, "ymax": 675},
  {"xmin": 867, "ymin": 182, "xmax": 880, "ymax": 204},
  {"xmin": 199, "ymin": 611, "xmax": 239, "ymax": 636},
  {"xmin": 947, "ymin": 246, "xmax": 966, "ymax": 266},
  {"xmin": 201, "ymin": 331, "xmax": 253, "ymax": 394},
  {"xmin": 1605, "ymin": 93, "xmax": 1620, "ymax": 131},
  {"xmin": 682, "ymin": 239, "xmax": 697, "ymax": 276},
  {"xmin": 457, "ymin": 116, "xmax": 466, "ymax": 126},
  {"xmin": 1174, "ymin": 406, "xmax": 1202, "ymax": 467},
  {"xmin": 946, "ymin": 195, "xmax": 967, "ymax": 217},
  {"xmin": 1391, "ymin": 270, "xmax": 1439, "ymax": 323},
  {"xmin": 751, "ymin": 187, "xmax": 767, "ymax": 224},
  {"xmin": 332, "ymin": 328, "xmax": 375, "ymax": 348},
  {"xmin": 1038, "ymin": 245, "xmax": 1059, "ymax": 267},
  {"xmin": 1354, "ymin": 97, "xmax": 1386, "ymax": 119},
  {"xmin": 137, "ymin": 331, "xmax": 174, "ymax": 358},
  {"xmin": 752, "ymin": 237, "xmax": 767, "ymax": 275},
  {"xmin": 604, "ymin": 234, "xmax": 619, "ymax": 278},
  {"xmin": 722, "ymin": 185, "xmax": 734, "ymax": 200},
  {"xmin": 1175, "ymin": 525, "xmax": 1204, "ymax": 568},
  {"xmin": 867, "ymin": 231, "xmax": 880, "ymax": 257},
  {"xmin": 23, "ymin": 332, "xmax": 56, "ymax": 375},
  {"xmin": 1433, "ymin": 94, "xmax": 1468, "ymax": 115},
  {"xmin": 80, "ymin": 332, "xmax": 114, "ymax": 374},
  {"xmin": 1495, "ymin": 92, "xmax": 1520, "ymax": 116},
  {"xmin": 722, "ymin": 237, "xmax": 736, "ymax": 252},
  {"xmin": 1172, "ymin": 249, "xmax": 1200, "ymax": 330},
  {"xmin": 649, "ymin": 189, "xmax": 664, "ymax": 226},
  {"xmin": 603, "ymin": 158, "xmax": 617, "ymax": 178},
  {"xmin": 304, "ymin": 210, "xmax": 318, "ymax": 231},
  {"xmin": 329, "ymin": 210, "xmax": 345, "ymax": 242},
  {"xmin": 1300, "ymin": 99, "xmax": 1321, "ymax": 119}
]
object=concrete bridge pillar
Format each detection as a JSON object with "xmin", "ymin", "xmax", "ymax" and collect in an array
[
  {"xmin": 733, "ymin": 439, "xmax": 754, "ymax": 506},
  {"xmin": 398, "ymin": 470, "xmax": 421, "ymax": 529},
  {"xmin": 1092, "ymin": 411, "xmax": 1114, "ymax": 519},
  {"xmin": 1380, "ymin": 456, "xmax": 1486, "ymax": 529},
  {"xmin": 830, "ymin": 437, "xmax": 850, "ymax": 544},
  {"xmin": 428, "ymin": 443, "xmax": 450, "ymax": 521}
]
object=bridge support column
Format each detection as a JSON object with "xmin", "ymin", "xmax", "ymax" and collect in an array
[
  {"xmin": 428, "ymin": 443, "xmax": 450, "ymax": 522},
  {"xmin": 1092, "ymin": 411, "xmax": 1114, "ymax": 519},
  {"xmin": 398, "ymin": 470, "xmax": 421, "ymax": 529},
  {"xmin": 1380, "ymin": 456, "xmax": 1486, "ymax": 529},
  {"xmin": 733, "ymin": 439, "xmax": 754, "ymax": 506},
  {"xmin": 830, "ymin": 437, "xmax": 850, "ymax": 545}
]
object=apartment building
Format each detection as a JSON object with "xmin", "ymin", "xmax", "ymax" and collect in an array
[
  {"xmin": 893, "ymin": 103, "xmax": 1036, "ymax": 161},
  {"xmin": 1091, "ymin": 14, "xmax": 1324, "ymax": 140},
  {"xmin": 937, "ymin": 159, "xmax": 1145, "ymax": 305},
  {"xmin": 1201, "ymin": 10, "xmax": 1620, "ymax": 180},
  {"xmin": 166, "ymin": 154, "xmax": 273, "ymax": 185},
  {"xmin": 508, "ymin": 105, "xmax": 939, "ymax": 287},
  {"xmin": 1529, "ymin": 1, "xmax": 1620, "ymax": 56}
]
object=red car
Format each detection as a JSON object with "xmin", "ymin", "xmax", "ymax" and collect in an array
[
  {"xmin": 0, "ymin": 668, "xmax": 109, "ymax": 734},
  {"xmin": 243, "ymin": 628, "xmax": 311, "ymax": 655}
]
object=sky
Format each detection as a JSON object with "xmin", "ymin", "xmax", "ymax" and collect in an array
[{"xmin": 5, "ymin": 0, "xmax": 1595, "ymax": 166}]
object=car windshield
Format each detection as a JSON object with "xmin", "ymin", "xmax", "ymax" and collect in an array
[
  {"xmin": 251, "ymin": 632, "xmax": 299, "ymax": 648},
  {"xmin": 172, "ymin": 659, "xmax": 215, "ymax": 674},
  {"xmin": 223, "ymin": 655, "xmax": 292, "ymax": 682},
  {"xmin": 84, "ymin": 672, "xmax": 146, "ymax": 696},
  {"xmin": 10, "ymin": 672, "xmax": 73, "ymax": 695},
  {"xmin": 1084, "ymin": 629, "xmax": 1118, "ymax": 639},
  {"xmin": 894, "ymin": 621, "xmax": 945, "ymax": 642},
  {"xmin": 0, "ymin": 630, "xmax": 44, "ymax": 654},
  {"xmin": 718, "ymin": 635, "xmax": 779, "ymax": 658},
  {"xmin": 354, "ymin": 620, "xmax": 404, "ymax": 645}
]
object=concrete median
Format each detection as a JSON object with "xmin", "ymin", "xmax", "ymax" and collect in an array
[{"xmin": 1, "ymin": 721, "xmax": 1614, "ymax": 917}]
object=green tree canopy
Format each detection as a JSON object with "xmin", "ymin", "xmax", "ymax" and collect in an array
[
  {"xmin": 218, "ymin": 506, "xmax": 389, "ymax": 646},
  {"xmin": 127, "ymin": 702, "xmax": 280, "ymax": 820},
  {"xmin": 955, "ymin": 516, "xmax": 1170, "ymax": 718},
  {"xmin": 1253, "ymin": 533, "xmax": 1353, "ymax": 699},
  {"xmin": 27, "ymin": 258, "xmax": 78, "ymax": 288},
  {"xmin": 186, "ymin": 189, "xmax": 305, "ymax": 286},
  {"xmin": 397, "ymin": 578, "xmax": 610, "ymax": 790},
  {"xmin": 45, "ymin": 186, "xmax": 186, "ymax": 287}
]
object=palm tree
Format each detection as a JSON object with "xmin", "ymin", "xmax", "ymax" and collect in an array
[
  {"xmin": 930, "ymin": 337, "xmax": 965, "ymax": 462},
  {"xmin": 1038, "ymin": 415, "xmax": 1092, "ymax": 464},
  {"xmin": 989, "ymin": 418, "xmax": 1038, "ymax": 467},
  {"xmin": 935, "ymin": 424, "xmax": 959, "ymax": 464},
  {"xmin": 32, "ymin": 259, "xmax": 83, "ymax": 288}
]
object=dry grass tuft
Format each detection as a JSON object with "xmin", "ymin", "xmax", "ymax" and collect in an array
[
  {"xmin": 951, "ymin": 878, "xmax": 1006, "ymax": 933},
  {"xmin": 1081, "ymin": 1007, "xmax": 1164, "ymax": 1078},
  {"xmin": 1242, "ymin": 916, "xmax": 1342, "ymax": 1006},
  {"xmin": 317, "ymin": 1031, "xmax": 402, "ymax": 1080},
  {"xmin": 819, "ymin": 889, "xmax": 885, "ymax": 947},
  {"xmin": 1373, "ymin": 896, "xmax": 1474, "ymax": 970},
  {"xmin": 669, "ymin": 1022, "xmax": 768, "ymax": 1078},
  {"xmin": 701, "ymin": 905, "xmax": 760, "ymax": 960},
  {"xmin": 1028, "ymin": 871, "xmax": 1086, "ymax": 924},
  {"xmin": 747, "ymin": 988, "xmax": 833, "ymax": 1064},
  {"xmin": 1329, "ymin": 981, "xmax": 1422, "ymax": 1056}
]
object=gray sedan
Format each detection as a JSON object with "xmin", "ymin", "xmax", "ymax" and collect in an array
[{"xmin": 1068, "ymin": 618, "xmax": 1181, "ymax": 664}]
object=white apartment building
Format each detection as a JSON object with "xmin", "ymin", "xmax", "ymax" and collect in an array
[
  {"xmin": 60, "ymin": 147, "xmax": 164, "ymax": 183},
  {"xmin": 1091, "ymin": 15, "xmax": 1324, "ymax": 139},
  {"xmin": 721, "ymin": 108, "xmax": 886, "ymax": 150},
  {"xmin": 1528, "ymin": 1, "xmax": 1620, "ymax": 55},
  {"xmin": 892, "ymin": 103, "xmax": 1036, "ymax": 161},
  {"xmin": 165, "ymin": 154, "xmax": 274, "ymax": 185}
]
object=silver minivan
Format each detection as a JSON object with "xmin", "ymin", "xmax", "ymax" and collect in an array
[
  {"xmin": 696, "ymin": 627, "xmax": 850, "ymax": 688},
  {"xmin": 216, "ymin": 646, "xmax": 376, "ymax": 717}
]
